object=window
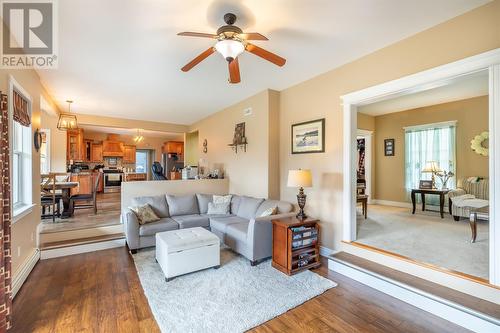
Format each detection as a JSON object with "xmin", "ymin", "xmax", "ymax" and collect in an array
[
  {"xmin": 136, "ymin": 150, "xmax": 149, "ymax": 173},
  {"xmin": 405, "ymin": 121, "xmax": 456, "ymax": 194},
  {"xmin": 10, "ymin": 86, "xmax": 33, "ymax": 216},
  {"xmin": 40, "ymin": 130, "xmax": 50, "ymax": 174}
]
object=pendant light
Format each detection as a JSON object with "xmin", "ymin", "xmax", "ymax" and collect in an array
[
  {"xmin": 133, "ymin": 129, "xmax": 144, "ymax": 143},
  {"xmin": 57, "ymin": 100, "xmax": 78, "ymax": 130}
]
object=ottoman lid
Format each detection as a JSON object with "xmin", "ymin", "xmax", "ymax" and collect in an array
[{"xmin": 156, "ymin": 227, "xmax": 219, "ymax": 253}]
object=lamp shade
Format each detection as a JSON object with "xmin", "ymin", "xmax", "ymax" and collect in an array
[
  {"xmin": 422, "ymin": 161, "xmax": 442, "ymax": 173},
  {"xmin": 287, "ymin": 169, "xmax": 312, "ymax": 188},
  {"xmin": 215, "ymin": 39, "xmax": 245, "ymax": 61},
  {"xmin": 57, "ymin": 113, "xmax": 78, "ymax": 130}
]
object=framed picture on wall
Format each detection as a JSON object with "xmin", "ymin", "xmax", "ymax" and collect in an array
[
  {"xmin": 291, "ymin": 118, "xmax": 325, "ymax": 154},
  {"xmin": 384, "ymin": 138, "xmax": 395, "ymax": 156}
]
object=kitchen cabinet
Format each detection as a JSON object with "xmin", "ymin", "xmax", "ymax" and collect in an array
[
  {"xmin": 124, "ymin": 173, "xmax": 146, "ymax": 181},
  {"xmin": 70, "ymin": 173, "xmax": 92, "ymax": 196},
  {"xmin": 123, "ymin": 145, "xmax": 136, "ymax": 163},
  {"xmin": 83, "ymin": 140, "xmax": 92, "ymax": 162},
  {"xmin": 70, "ymin": 172, "xmax": 103, "ymax": 195},
  {"xmin": 67, "ymin": 129, "xmax": 84, "ymax": 161},
  {"xmin": 103, "ymin": 140, "xmax": 124, "ymax": 157},
  {"xmin": 163, "ymin": 141, "xmax": 183, "ymax": 155},
  {"xmin": 91, "ymin": 143, "xmax": 103, "ymax": 162}
]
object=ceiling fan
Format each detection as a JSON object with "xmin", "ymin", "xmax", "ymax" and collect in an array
[{"xmin": 178, "ymin": 13, "xmax": 286, "ymax": 84}]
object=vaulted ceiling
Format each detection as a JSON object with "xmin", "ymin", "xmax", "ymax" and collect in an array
[{"xmin": 38, "ymin": 0, "xmax": 490, "ymax": 124}]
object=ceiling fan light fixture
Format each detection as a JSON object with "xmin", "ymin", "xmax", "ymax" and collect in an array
[{"xmin": 215, "ymin": 39, "xmax": 244, "ymax": 62}]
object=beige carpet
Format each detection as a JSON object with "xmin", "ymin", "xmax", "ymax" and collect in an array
[{"xmin": 356, "ymin": 204, "xmax": 488, "ymax": 279}]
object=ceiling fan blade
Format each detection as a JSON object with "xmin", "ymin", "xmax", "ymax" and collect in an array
[
  {"xmin": 181, "ymin": 48, "xmax": 215, "ymax": 72},
  {"xmin": 245, "ymin": 43, "xmax": 286, "ymax": 67},
  {"xmin": 178, "ymin": 32, "xmax": 218, "ymax": 38},
  {"xmin": 228, "ymin": 58, "xmax": 241, "ymax": 84},
  {"xmin": 237, "ymin": 32, "xmax": 268, "ymax": 41}
]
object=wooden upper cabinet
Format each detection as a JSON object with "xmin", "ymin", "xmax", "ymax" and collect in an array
[
  {"xmin": 163, "ymin": 141, "xmax": 183, "ymax": 155},
  {"xmin": 102, "ymin": 140, "xmax": 124, "ymax": 157},
  {"xmin": 91, "ymin": 143, "xmax": 103, "ymax": 162},
  {"xmin": 123, "ymin": 145, "xmax": 136, "ymax": 163},
  {"xmin": 83, "ymin": 140, "xmax": 92, "ymax": 162},
  {"xmin": 67, "ymin": 129, "xmax": 84, "ymax": 162}
]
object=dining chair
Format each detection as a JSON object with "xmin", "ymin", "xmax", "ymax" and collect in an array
[
  {"xmin": 70, "ymin": 174, "xmax": 100, "ymax": 214},
  {"xmin": 41, "ymin": 174, "xmax": 60, "ymax": 222}
]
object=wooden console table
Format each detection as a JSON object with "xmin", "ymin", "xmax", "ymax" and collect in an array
[
  {"xmin": 272, "ymin": 217, "xmax": 320, "ymax": 275},
  {"xmin": 411, "ymin": 188, "xmax": 450, "ymax": 219}
]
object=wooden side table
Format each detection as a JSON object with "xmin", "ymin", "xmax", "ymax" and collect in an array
[
  {"xmin": 272, "ymin": 217, "xmax": 321, "ymax": 275},
  {"xmin": 411, "ymin": 188, "xmax": 449, "ymax": 218}
]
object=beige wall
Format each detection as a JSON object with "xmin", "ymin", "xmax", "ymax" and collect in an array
[
  {"xmin": 184, "ymin": 131, "xmax": 199, "ymax": 167},
  {"xmin": 76, "ymin": 113, "xmax": 188, "ymax": 133},
  {"xmin": 0, "ymin": 70, "xmax": 60, "ymax": 276},
  {"xmin": 278, "ymin": 0, "xmax": 500, "ymax": 251},
  {"xmin": 373, "ymin": 96, "xmax": 489, "ymax": 202},
  {"xmin": 357, "ymin": 113, "xmax": 375, "ymax": 131},
  {"xmin": 189, "ymin": 89, "xmax": 279, "ymax": 199}
]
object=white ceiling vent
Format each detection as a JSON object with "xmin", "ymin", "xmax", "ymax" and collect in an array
[{"xmin": 243, "ymin": 107, "xmax": 252, "ymax": 116}]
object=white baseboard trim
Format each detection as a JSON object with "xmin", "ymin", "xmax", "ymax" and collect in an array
[
  {"xmin": 12, "ymin": 249, "xmax": 40, "ymax": 298},
  {"xmin": 41, "ymin": 238, "xmax": 125, "ymax": 260},
  {"xmin": 329, "ymin": 258, "xmax": 500, "ymax": 332}
]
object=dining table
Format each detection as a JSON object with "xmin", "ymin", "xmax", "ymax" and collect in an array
[{"xmin": 42, "ymin": 181, "xmax": 79, "ymax": 219}]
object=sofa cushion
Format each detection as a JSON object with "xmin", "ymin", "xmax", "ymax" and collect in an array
[
  {"xmin": 132, "ymin": 195, "xmax": 169, "ymax": 218},
  {"xmin": 166, "ymin": 194, "xmax": 199, "ymax": 216},
  {"xmin": 237, "ymin": 196, "xmax": 265, "ymax": 219},
  {"xmin": 171, "ymin": 214, "xmax": 210, "ymax": 229},
  {"xmin": 128, "ymin": 204, "xmax": 160, "ymax": 224},
  {"xmin": 209, "ymin": 216, "xmax": 248, "ymax": 233},
  {"xmin": 256, "ymin": 200, "xmax": 294, "ymax": 216},
  {"xmin": 207, "ymin": 202, "xmax": 231, "ymax": 215},
  {"xmin": 230, "ymin": 195, "xmax": 242, "ymax": 214},
  {"xmin": 139, "ymin": 218, "xmax": 179, "ymax": 236},
  {"xmin": 196, "ymin": 194, "xmax": 213, "ymax": 214},
  {"xmin": 226, "ymin": 222, "xmax": 249, "ymax": 242}
]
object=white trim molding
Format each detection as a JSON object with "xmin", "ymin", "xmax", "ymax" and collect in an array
[
  {"xmin": 12, "ymin": 249, "xmax": 40, "ymax": 298},
  {"xmin": 40, "ymin": 239, "xmax": 125, "ymax": 260},
  {"xmin": 341, "ymin": 48, "xmax": 500, "ymax": 286},
  {"xmin": 403, "ymin": 120, "xmax": 457, "ymax": 132},
  {"xmin": 489, "ymin": 63, "xmax": 500, "ymax": 285}
]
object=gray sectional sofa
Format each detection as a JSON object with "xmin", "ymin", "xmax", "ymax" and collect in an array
[{"xmin": 122, "ymin": 193, "xmax": 295, "ymax": 265}]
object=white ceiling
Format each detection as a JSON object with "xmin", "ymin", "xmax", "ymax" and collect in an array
[
  {"xmin": 38, "ymin": 0, "xmax": 490, "ymax": 125},
  {"xmin": 358, "ymin": 70, "xmax": 489, "ymax": 116},
  {"xmin": 81, "ymin": 124, "xmax": 184, "ymax": 141}
]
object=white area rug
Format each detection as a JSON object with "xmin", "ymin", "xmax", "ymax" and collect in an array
[
  {"xmin": 132, "ymin": 248, "xmax": 336, "ymax": 333},
  {"xmin": 357, "ymin": 204, "xmax": 488, "ymax": 279}
]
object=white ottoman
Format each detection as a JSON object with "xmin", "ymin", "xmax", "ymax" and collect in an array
[{"xmin": 155, "ymin": 227, "xmax": 220, "ymax": 281}]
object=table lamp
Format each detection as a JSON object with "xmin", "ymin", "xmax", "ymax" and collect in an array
[
  {"xmin": 287, "ymin": 169, "xmax": 313, "ymax": 219},
  {"xmin": 422, "ymin": 161, "xmax": 442, "ymax": 189}
]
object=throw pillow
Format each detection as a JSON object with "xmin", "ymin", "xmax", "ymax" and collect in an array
[
  {"xmin": 213, "ymin": 194, "xmax": 232, "ymax": 204},
  {"xmin": 129, "ymin": 204, "xmax": 160, "ymax": 225},
  {"xmin": 207, "ymin": 202, "xmax": 231, "ymax": 215},
  {"xmin": 259, "ymin": 206, "xmax": 278, "ymax": 217}
]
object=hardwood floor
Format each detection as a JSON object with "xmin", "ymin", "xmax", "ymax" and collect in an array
[
  {"xmin": 12, "ymin": 248, "xmax": 470, "ymax": 333},
  {"xmin": 39, "ymin": 192, "xmax": 121, "ymax": 234}
]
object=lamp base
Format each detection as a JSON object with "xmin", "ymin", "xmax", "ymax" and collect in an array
[
  {"xmin": 296, "ymin": 210, "xmax": 307, "ymax": 220},
  {"xmin": 296, "ymin": 187, "xmax": 307, "ymax": 220}
]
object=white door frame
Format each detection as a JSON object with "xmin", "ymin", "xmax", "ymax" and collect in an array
[
  {"xmin": 357, "ymin": 129, "xmax": 373, "ymax": 203},
  {"xmin": 341, "ymin": 48, "xmax": 500, "ymax": 286}
]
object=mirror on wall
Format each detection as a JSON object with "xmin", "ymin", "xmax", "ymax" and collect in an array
[{"xmin": 354, "ymin": 70, "xmax": 489, "ymax": 280}]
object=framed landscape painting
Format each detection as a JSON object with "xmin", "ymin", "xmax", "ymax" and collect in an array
[{"xmin": 291, "ymin": 118, "xmax": 325, "ymax": 154}]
